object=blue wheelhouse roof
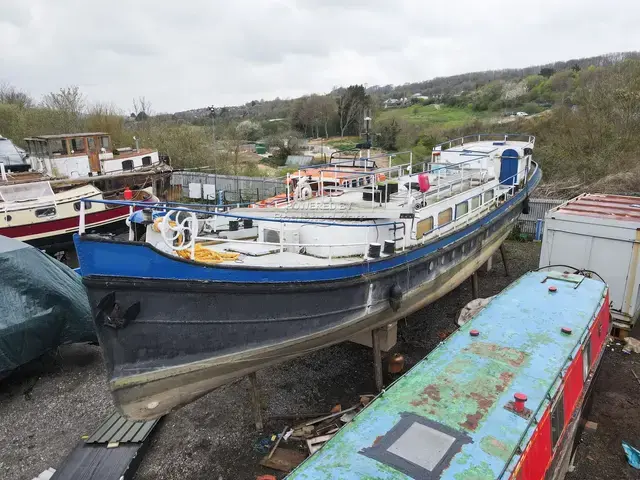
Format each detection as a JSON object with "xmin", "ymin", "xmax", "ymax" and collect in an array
[{"xmin": 287, "ymin": 271, "xmax": 607, "ymax": 480}]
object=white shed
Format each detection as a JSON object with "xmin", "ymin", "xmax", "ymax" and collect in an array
[{"xmin": 539, "ymin": 193, "xmax": 640, "ymax": 333}]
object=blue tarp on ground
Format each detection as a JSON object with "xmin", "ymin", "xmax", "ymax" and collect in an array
[{"xmin": 0, "ymin": 235, "xmax": 96, "ymax": 377}]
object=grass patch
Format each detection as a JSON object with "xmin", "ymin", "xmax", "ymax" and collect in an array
[
  {"xmin": 325, "ymin": 136, "xmax": 360, "ymax": 151},
  {"xmin": 378, "ymin": 104, "xmax": 494, "ymax": 129}
]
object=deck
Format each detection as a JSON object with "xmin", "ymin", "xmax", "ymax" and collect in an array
[{"xmin": 287, "ymin": 271, "xmax": 607, "ymax": 479}]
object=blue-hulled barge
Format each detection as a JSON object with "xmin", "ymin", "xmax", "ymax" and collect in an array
[{"xmin": 74, "ymin": 134, "xmax": 541, "ymax": 420}]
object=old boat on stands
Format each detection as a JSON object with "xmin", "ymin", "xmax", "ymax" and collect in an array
[
  {"xmin": 0, "ymin": 132, "xmax": 171, "ymax": 251},
  {"xmin": 74, "ymin": 133, "xmax": 541, "ymax": 420}
]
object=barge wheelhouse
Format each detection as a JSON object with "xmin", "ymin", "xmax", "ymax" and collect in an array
[
  {"xmin": 75, "ymin": 133, "xmax": 541, "ymax": 420},
  {"xmin": 0, "ymin": 132, "xmax": 171, "ymax": 250}
]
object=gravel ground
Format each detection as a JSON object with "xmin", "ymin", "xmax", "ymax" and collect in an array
[{"xmin": 1, "ymin": 240, "xmax": 638, "ymax": 480}]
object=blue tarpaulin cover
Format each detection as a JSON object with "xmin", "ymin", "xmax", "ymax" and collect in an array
[
  {"xmin": 622, "ymin": 441, "xmax": 640, "ymax": 469},
  {"xmin": 0, "ymin": 235, "xmax": 96, "ymax": 377}
]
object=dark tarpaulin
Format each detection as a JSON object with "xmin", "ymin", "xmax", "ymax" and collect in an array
[{"xmin": 0, "ymin": 235, "xmax": 96, "ymax": 377}]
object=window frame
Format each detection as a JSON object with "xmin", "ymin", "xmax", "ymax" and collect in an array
[
  {"xmin": 471, "ymin": 195, "xmax": 481, "ymax": 211},
  {"xmin": 582, "ymin": 337, "xmax": 592, "ymax": 382},
  {"xmin": 455, "ymin": 201, "xmax": 469, "ymax": 219},
  {"xmin": 35, "ymin": 207, "xmax": 57, "ymax": 218},
  {"xmin": 122, "ymin": 159, "xmax": 134, "ymax": 171},
  {"xmin": 73, "ymin": 201, "xmax": 92, "ymax": 212},
  {"xmin": 550, "ymin": 392, "xmax": 565, "ymax": 449},
  {"xmin": 417, "ymin": 216, "xmax": 434, "ymax": 238},
  {"xmin": 438, "ymin": 208, "xmax": 453, "ymax": 227}
]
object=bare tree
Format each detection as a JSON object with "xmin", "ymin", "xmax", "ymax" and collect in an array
[
  {"xmin": 42, "ymin": 86, "xmax": 85, "ymax": 115},
  {"xmin": 0, "ymin": 82, "xmax": 34, "ymax": 108},
  {"xmin": 315, "ymin": 95, "xmax": 338, "ymax": 138},
  {"xmin": 133, "ymin": 96, "xmax": 153, "ymax": 120},
  {"xmin": 41, "ymin": 85, "xmax": 85, "ymax": 131},
  {"xmin": 336, "ymin": 85, "xmax": 368, "ymax": 137}
]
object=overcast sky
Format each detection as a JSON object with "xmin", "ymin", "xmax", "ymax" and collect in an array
[{"xmin": 1, "ymin": 0, "xmax": 638, "ymax": 113}]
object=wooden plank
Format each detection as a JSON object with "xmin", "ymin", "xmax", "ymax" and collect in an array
[
  {"xmin": 499, "ymin": 244, "xmax": 510, "ymax": 277},
  {"xmin": 259, "ymin": 448, "xmax": 306, "ymax": 472},
  {"xmin": 471, "ymin": 272, "xmax": 479, "ymax": 299},
  {"xmin": 249, "ymin": 372, "xmax": 263, "ymax": 431},
  {"xmin": 372, "ymin": 328, "xmax": 383, "ymax": 392}
]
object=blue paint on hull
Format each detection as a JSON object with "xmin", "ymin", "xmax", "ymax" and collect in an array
[{"xmin": 75, "ymin": 167, "xmax": 541, "ymax": 284}]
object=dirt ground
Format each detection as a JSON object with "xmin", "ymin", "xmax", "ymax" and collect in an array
[{"xmin": 1, "ymin": 240, "xmax": 639, "ymax": 480}]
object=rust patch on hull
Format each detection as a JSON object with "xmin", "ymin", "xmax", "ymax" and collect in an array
[
  {"xmin": 465, "ymin": 342, "xmax": 526, "ymax": 367},
  {"xmin": 460, "ymin": 412, "xmax": 483, "ymax": 430}
]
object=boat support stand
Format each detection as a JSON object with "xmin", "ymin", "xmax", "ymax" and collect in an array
[
  {"xmin": 472, "ymin": 243, "xmax": 510, "ymax": 299},
  {"xmin": 372, "ymin": 328, "xmax": 384, "ymax": 392},
  {"xmin": 249, "ymin": 372, "xmax": 264, "ymax": 431}
]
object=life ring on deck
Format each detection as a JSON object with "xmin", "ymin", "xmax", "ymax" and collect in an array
[{"xmin": 300, "ymin": 185, "xmax": 312, "ymax": 200}]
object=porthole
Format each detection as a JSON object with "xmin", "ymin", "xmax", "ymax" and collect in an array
[{"xmin": 4, "ymin": 215, "xmax": 11, "ymax": 222}]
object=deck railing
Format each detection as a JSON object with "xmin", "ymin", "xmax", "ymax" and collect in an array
[
  {"xmin": 79, "ymin": 198, "xmax": 408, "ymax": 264},
  {"xmin": 432, "ymin": 133, "xmax": 535, "ymax": 152},
  {"xmin": 79, "ymin": 161, "xmax": 537, "ymax": 264}
]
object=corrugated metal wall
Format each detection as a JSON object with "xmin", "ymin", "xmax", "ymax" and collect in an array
[
  {"xmin": 171, "ymin": 172, "xmax": 286, "ymax": 203},
  {"xmin": 517, "ymin": 198, "xmax": 563, "ymax": 235}
]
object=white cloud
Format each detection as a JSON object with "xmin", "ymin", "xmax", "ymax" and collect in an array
[{"xmin": 1, "ymin": 0, "xmax": 638, "ymax": 112}]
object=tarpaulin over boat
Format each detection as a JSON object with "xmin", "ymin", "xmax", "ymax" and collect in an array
[{"xmin": 0, "ymin": 235, "xmax": 96, "ymax": 377}]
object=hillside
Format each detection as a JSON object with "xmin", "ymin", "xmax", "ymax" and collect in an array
[
  {"xmin": 172, "ymin": 52, "xmax": 639, "ymax": 123},
  {"xmin": 1, "ymin": 52, "xmax": 639, "ymax": 197}
]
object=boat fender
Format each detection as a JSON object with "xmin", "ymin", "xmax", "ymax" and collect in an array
[
  {"xmin": 522, "ymin": 197, "xmax": 530, "ymax": 214},
  {"xmin": 389, "ymin": 284, "xmax": 403, "ymax": 312}
]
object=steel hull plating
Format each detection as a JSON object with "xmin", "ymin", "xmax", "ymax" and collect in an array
[{"xmin": 79, "ymin": 191, "xmax": 534, "ymax": 419}]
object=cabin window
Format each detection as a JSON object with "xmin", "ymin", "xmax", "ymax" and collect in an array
[
  {"xmin": 582, "ymin": 337, "xmax": 592, "ymax": 382},
  {"xmin": 35, "ymin": 207, "xmax": 56, "ymax": 218},
  {"xmin": 101, "ymin": 136, "xmax": 110, "ymax": 150},
  {"xmin": 551, "ymin": 393, "xmax": 565, "ymax": 448},
  {"xmin": 142, "ymin": 155, "xmax": 152, "ymax": 166},
  {"xmin": 438, "ymin": 208, "xmax": 452, "ymax": 226},
  {"xmin": 70, "ymin": 137, "xmax": 86, "ymax": 154},
  {"xmin": 87, "ymin": 137, "xmax": 96, "ymax": 152},
  {"xmin": 50, "ymin": 139, "xmax": 68, "ymax": 155},
  {"xmin": 417, "ymin": 217, "xmax": 434, "ymax": 238},
  {"xmin": 471, "ymin": 195, "xmax": 481, "ymax": 210},
  {"xmin": 455, "ymin": 201, "xmax": 469, "ymax": 219},
  {"xmin": 122, "ymin": 160, "xmax": 134, "ymax": 171},
  {"xmin": 483, "ymin": 189, "xmax": 494, "ymax": 203},
  {"xmin": 5, "ymin": 215, "xmax": 12, "ymax": 222},
  {"xmin": 73, "ymin": 201, "xmax": 92, "ymax": 212}
]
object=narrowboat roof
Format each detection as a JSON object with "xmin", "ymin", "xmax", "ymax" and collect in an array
[
  {"xmin": 550, "ymin": 193, "xmax": 640, "ymax": 223},
  {"xmin": 287, "ymin": 271, "xmax": 607, "ymax": 480}
]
